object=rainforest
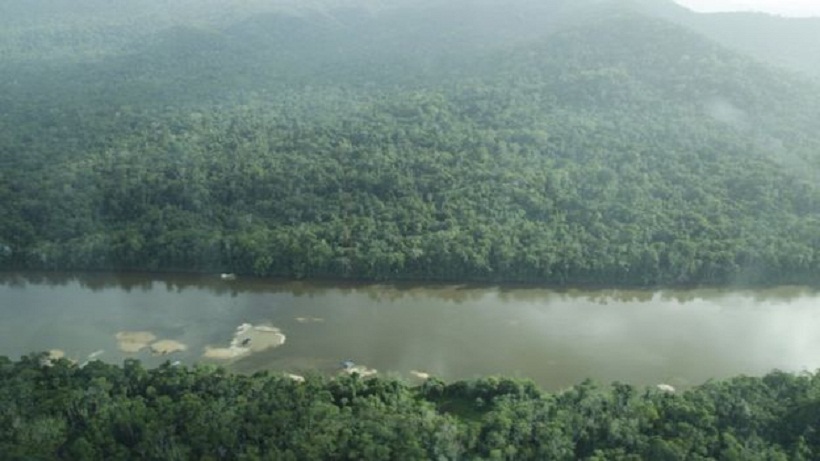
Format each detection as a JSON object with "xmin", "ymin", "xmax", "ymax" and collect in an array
[
  {"xmin": 2, "ymin": 0, "xmax": 819, "ymax": 287},
  {"xmin": 2, "ymin": 0, "xmax": 820, "ymax": 458},
  {"xmin": 4, "ymin": 354, "xmax": 820, "ymax": 460}
]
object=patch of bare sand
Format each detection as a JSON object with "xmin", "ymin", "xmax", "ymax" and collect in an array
[
  {"xmin": 203, "ymin": 323, "xmax": 286, "ymax": 360},
  {"xmin": 150, "ymin": 339, "xmax": 188, "ymax": 356},
  {"xmin": 343, "ymin": 365, "xmax": 378, "ymax": 378},
  {"xmin": 410, "ymin": 370, "xmax": 431, "ymax": 380},
  {"xmin": 48, "ymin": 349, "xmax": 65, "ymax": 360},
  {"xmin": 116, "ymin": 331, "xmax": 156, "ymax": 353},
  {"xmin": 41, "ymin": 349, "xmax": 66, "ymax": 367}
]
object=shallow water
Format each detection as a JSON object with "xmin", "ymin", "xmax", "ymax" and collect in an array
[{"xmin": 1, "ymin": 272, "xmax": 819, "ymax": 390}]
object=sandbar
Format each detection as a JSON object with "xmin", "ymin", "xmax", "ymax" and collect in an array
[
  {"xmin": 410, "ymin": 370, "xmax": 430, "ymax": 380},
  {"xmin": 41, "ymin": 349, "xmax": 67, "ymax": 367},
  {"xmin": 48, "ymin": 349, "xmax": 65, "ymax": 360},
  {"xmin": 343, "ymin": 365, "xmax": 378, "ymax": 378},
  {"xmin": 116, "ymin": 331, "xmax": 157, "ymax": 353},
  {"xmin": 203, "ymin": 323, "xmax": 286, "ymax": 360},
  {"xmin": 150, "ymin": 339, "xmax": 188, "ymax": 356}
]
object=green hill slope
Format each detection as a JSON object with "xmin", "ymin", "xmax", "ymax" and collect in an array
[{"xmin": 1, "ymin": 1, "xmax": 819, "ymax": 286}]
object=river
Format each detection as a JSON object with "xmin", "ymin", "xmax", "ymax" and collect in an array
[{"xmin": 1, "ymin": 272, "xmax": 819, "ymax": 390}]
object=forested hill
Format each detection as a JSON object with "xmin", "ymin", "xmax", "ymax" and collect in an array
[{"xmin": 1, "ymin": 0, "xmax": 820, "ymax": 286}]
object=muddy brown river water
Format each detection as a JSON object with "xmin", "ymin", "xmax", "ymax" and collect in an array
[{"xmin": 2, "ymin": 272, "xmax": 819, "ymax": 390}]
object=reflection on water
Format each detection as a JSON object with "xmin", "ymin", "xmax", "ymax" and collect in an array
[{"xmin": 1, "ymin": 272, "xmax": 819, "ymax": 390}]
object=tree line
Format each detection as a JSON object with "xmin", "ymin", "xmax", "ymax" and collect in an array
[{"xmin": 2, "ymin": 353, "xmax": 820, "ymax": 460}]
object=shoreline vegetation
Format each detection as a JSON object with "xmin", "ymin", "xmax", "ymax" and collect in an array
[
  {"xmin": 3, "ymin": 353, "xmax": 820, "ymax": 459},
  {"xmin": 2, "ymin": 270, "xmax": 819, "ymax": 301}
]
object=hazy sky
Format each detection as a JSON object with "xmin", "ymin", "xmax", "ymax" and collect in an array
[{"xmin": 675, "ymin": 0, "xmax": 820, "ymax": 17}]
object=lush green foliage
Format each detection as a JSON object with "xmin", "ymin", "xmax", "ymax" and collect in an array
[
  {"xmin": 2, "ymin": 1, "xmax": 820, "ymax": 286},
  {"xmin": 2, "ymin": 353, "xmax": 820, "ymax": 459}
]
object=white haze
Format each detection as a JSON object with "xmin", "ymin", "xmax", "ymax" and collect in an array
[{"xmin": 675, "ymin": 0, "xmax": 820, "ymax": 17}]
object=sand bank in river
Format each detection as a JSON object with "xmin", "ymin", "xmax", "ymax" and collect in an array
[
  {"xmin": 342, "ymin": 365, "xmax": 378, "ymax": 378},
  {"xmin": 410, "ymin": 370, "xmax": 431, "ymax": 380},
  {"xmin": 116, "ymin": 331, "xmax": 157, "ymax": 353},
  {"xmin": 41, "ymin": 349, "xmax": 67, "ymax": 366},
  {"xmin": 203, "ymin": 323, "xmax": 286, "ymax": 360},
  {"xmin": 150, "ymin": 340, "xmax": 188, "ymax": 356},
  {"xmin": 48, "ymin": 349, "xmax": 65, "ymax": 360},
  {"xmin": 116, "ymin": 331, "xmax": 188, "ymax": 356}
]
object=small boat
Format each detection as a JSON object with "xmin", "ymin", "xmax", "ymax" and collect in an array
[{"xmin": 220, "ymin": 273, "xmax": 237, "ymax": 280}]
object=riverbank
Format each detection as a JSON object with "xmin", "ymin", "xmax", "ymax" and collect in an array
[{"xmin": 2, "ymin": 270, "xmax": 818, "ymax": 299}]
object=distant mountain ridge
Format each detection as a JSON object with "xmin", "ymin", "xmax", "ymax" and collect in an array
[
  {"xmin": 632, "ymin": 0, "xmax": 820, "ymax": 79},
  {"xmin": 2, "ymin": 0, "xmax": 818, "ymax": 77}
]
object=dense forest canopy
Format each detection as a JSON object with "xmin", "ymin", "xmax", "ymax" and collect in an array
[
  {"xmin": 1, "ymin": 0, "xmax": 819, "ymax": 286},
  {"xmin": 4, "ymin": 354, "xmax": 820, "ymax": 459}
]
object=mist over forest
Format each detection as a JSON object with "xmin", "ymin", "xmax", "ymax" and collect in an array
[{"xmin": 2, "ymin": 0, "xmax": 820, "ymax": 287}]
